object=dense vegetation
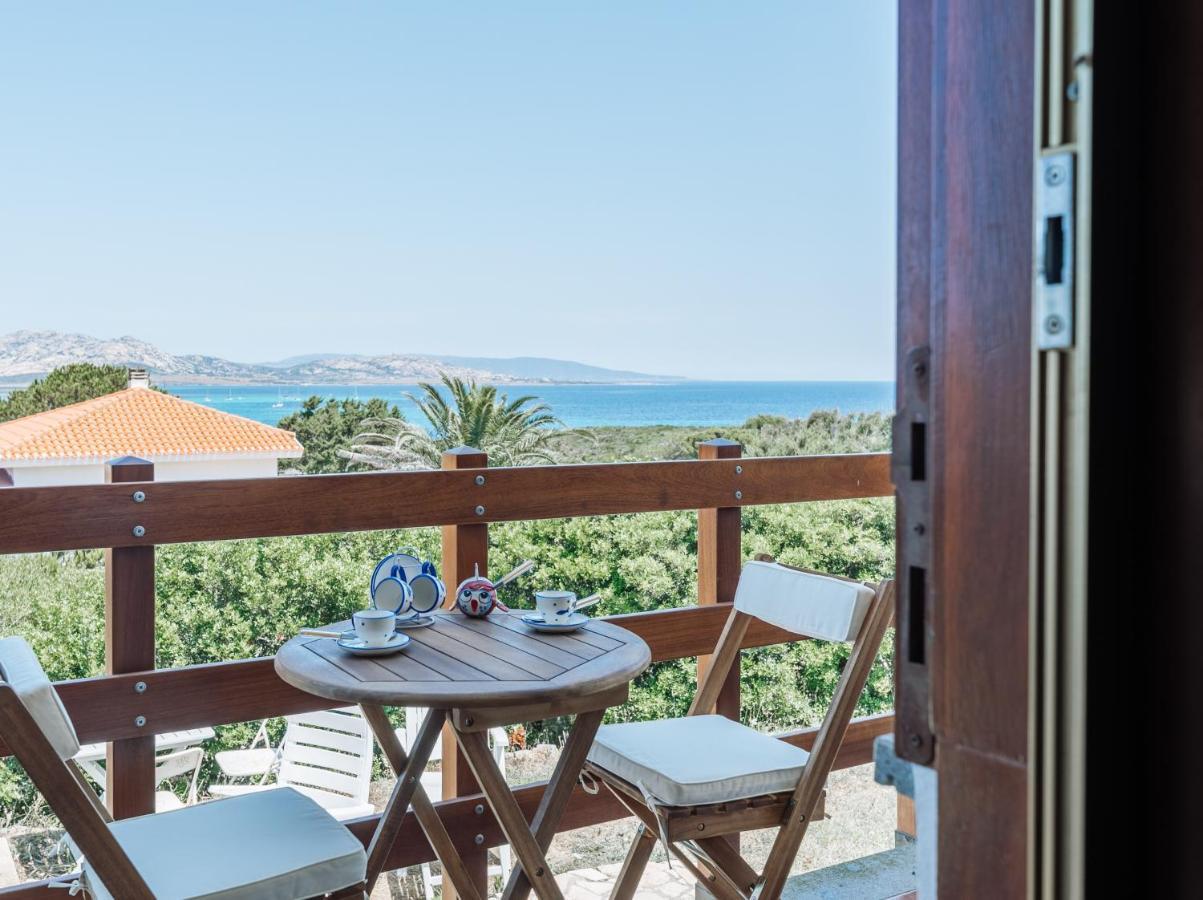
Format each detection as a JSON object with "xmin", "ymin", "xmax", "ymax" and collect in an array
[
  {"xmin": 0, "ymin": 411, "xmax": 892, "ymax": 820},
  {"xmin": 276, "ymin": 396, "xmax": 403, "ymax": 474},
  {"xmin": 0, "ymin": 364, "xmax": 148, "ymax": 422},
  {"xmin": 0, "ymin": 367, "xmax": 893, "ymax": 820}
]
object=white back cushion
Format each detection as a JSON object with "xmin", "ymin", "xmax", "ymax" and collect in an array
[
  {"xmin": 733, "ymin": 561, "xmax": 875, "ymax": 643},
  {"xmin": 0, "ymin": 637, "xmax": 80, "ymax": 760}
]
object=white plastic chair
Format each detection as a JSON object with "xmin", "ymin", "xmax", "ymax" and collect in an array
[
  {"xmin": 96, "ymin": 747, "xmax": 204, "ymax": 814},
  {"xmin": 397, "ymin": 708, "xmax": 513, "ymax": 899},
  {"xmin": 209, "ymin": 707, "xmax": 375, "ymax": 821}
]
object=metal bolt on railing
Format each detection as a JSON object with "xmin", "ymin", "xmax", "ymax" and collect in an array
[
  {"xmin": 474, "ymin": 804, "xmax": 485, "ymax": 815},
  {"xmin": 475, "ymin": 506, "xmax": 485, "ymax": 517},
  {"xmin": 132, "ymin": 525, "xmax": 146, "ymax": 538},
  {"xmin": 734, "ymin": 490, "xmax": 743, "ymax": 500},
  {"xmin": 132, "ymin": 490, "xmax": 146, "ymax": 503},
  {"xmin": 474, "ymin": 834, "xmax": 485, "ymax": 846},
  {"xmin": 134, "ymin": 681, "xmax": 147, "ymax": 694},
  {"xmin": 475, "ymin": 475, "xmax": 485, "ymax": 486},
  {"xmin": 134, "ymin": 716, "xmax": 146, "ymax": 728}
]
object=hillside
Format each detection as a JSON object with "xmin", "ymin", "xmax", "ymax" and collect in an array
[{"xmin": 0, "ymin": 331, "xmax": 680, "ymax": 386}]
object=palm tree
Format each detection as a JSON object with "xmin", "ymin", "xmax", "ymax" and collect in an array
[{"xmin": 340, "ymin": 375, "xmax": 566, "ymax": 470}]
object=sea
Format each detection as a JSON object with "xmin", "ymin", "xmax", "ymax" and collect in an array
[{"xmin": 164, "ymin": 381, "xmax": 894, "ymax": 428}]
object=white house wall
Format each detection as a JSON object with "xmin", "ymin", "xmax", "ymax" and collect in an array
[{"xmin": 9, "ymin": 457, "xmax": 281, "ymax": 487}]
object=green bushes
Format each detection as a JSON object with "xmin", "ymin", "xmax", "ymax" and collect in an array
[{"xmin": 0, "ymin": 411, "xmax": 894, "ymax": 821}]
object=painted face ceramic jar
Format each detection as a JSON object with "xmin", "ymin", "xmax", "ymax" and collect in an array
[{"xmin": 455, "ymin": 575, "xmax": 502, "ymax": 617}]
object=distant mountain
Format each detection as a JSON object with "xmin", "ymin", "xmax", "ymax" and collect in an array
[
  {"xmin": 259, "ymin": 351, "xmax": 682, "ymax": 384},
  {"xmin": 0, "ymin": 331, "xmax": 682, "ymax": 386}
]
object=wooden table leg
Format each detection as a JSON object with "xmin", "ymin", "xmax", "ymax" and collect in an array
[
  {"xmin": 455, "ymin": 727, "xmax": 565, "ymax": 900},
  {"xmin": 501, "ymin": 709, "xmax": 605, "ymax": 900},
  {"xmin": 361, "ymin": 705, "xmax": 483, "ymax": 900}
]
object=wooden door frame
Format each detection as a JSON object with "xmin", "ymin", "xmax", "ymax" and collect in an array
[{"xmin": 896, "ymin": 2, "xmax": 1036, "ymax": 895}]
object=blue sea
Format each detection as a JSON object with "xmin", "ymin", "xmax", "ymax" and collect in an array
[{"xmin": 165, "ymin": 382, "xmax": 894, "ymax": 428}]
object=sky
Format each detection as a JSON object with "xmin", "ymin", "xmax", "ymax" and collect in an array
[{"xmin": 0, "ymin": 3, "xmax": 897, "ymax": 381}]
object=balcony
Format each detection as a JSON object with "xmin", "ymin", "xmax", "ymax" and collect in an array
[{"xmin": 0, "ymin": 445, "xmax": 898, "ymax": 898}]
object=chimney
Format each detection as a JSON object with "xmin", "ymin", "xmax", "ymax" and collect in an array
[{"xmin": 128, "ymin": 368, "xmax": 150, "ymax": 389}]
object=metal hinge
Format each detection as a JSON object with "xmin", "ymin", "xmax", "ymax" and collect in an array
[{"xmin": 1036, "ymin": 150, "xmax": 1075, "ymax": 349}]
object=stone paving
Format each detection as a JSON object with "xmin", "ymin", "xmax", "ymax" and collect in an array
[{"xmin": 558, "ymin": 861, "xmax": 693, "ymax": 900}]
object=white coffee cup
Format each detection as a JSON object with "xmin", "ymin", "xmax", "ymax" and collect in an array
[
  {"xmin": 534, "ymin": 590, "xmax": 600, "ymax": 620},
  {"xmin": 352, "ymin": 608, "xmax": 397, "ymax": 646}
]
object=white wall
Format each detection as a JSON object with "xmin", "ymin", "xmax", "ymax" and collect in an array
[{"xmin": 8, "ymin": 457, "xmax": 281, "ymax": 487}]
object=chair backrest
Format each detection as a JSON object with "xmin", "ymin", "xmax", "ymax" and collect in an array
[
  {"xmin": 0, "ymin": 638, "xmax": 153, "ymax": 899},
  {"xmin": 0, "ymin": 637, "xmax": 81, "ymax": 761},
  {"xmin": 689, "ymin": 557, "xmax": 892, "ymax": 721},
  {"xmin": 732, "ymin": 559, "xmax": 876, "ymax": 642},
  {"xmin": 404, "ymin": 706, "xmax": 444, "ymax": 761},
  {"xmin": 277, "ymin": 707, "xmax": 374, "ymax": 811}
]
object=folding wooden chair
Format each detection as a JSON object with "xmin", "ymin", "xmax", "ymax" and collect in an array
[
  {"xmin": 583, "ymin": 557, "xmax": 895, "ymax": 900},
  {"xmin": 0, "ymin": 636, "xmax": 368, "ymax": 900}
]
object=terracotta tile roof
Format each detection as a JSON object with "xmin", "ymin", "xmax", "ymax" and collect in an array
[{"xmin": 0, "ymin": 388, "xmax": 303, "ymax": 465}]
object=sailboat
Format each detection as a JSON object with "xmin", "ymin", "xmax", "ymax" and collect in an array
[{"xmin": 271, "ymin": 388, "xmax": 284, "ymax": 409}]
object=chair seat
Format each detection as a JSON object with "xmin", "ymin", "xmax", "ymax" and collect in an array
[
  {"xmin": 214, "ymin": 747, "xmax": 277, "ymax": 778},
  {"xmin": 82, "ymin": 787, "xmax": 366, "ymax": 900},
  {"xmin": 587, "ymin": 715, "xmax": 812, "ymax": 808}
]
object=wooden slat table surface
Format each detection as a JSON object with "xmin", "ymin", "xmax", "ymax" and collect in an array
[{"xmin": 275, "ymin": 611, "xmax": 651, "ymax": 708}]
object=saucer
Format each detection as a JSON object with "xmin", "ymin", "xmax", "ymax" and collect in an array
[
  {"xmin": 395, "ymin": 613, "xmax": 435, "ymax": 630},
  {"xmin": 336, "ymin": 630, "xmax": 412, "ymax": 657},
  {"xmin": 521, "ymin": 612, "xmax": 591, "ymax": 633}
]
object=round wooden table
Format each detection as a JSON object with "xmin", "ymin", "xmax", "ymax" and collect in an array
[{"xmin": 275, "ymin": 610, "xmax": 651, "ymax": 900}]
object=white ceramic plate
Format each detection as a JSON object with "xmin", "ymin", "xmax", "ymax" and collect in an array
[
  {"xmin": 336, "ymin": 630, "xmax": 412, "ymax": 656},
  {"xmin": 521, "ymin": 612, "xmax": 591, "ymax": 633}
]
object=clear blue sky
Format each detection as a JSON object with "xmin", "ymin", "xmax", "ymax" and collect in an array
[{"xmin": 0, "ymin": 3, "xmax": 896, "ymax": 381}]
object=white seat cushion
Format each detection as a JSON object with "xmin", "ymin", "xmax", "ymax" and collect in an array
[
  {"xmin": 587, "ymin": 715, "xmax": 811, "ymax": 807},
  {"xmin": 82, "ymin": 787, "xmax": 365, "ymax": 900}
]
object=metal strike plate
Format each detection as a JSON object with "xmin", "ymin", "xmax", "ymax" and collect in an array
[{"xmin": 1037, "ymin": 151, "xmax": 1075, "ymax": 349}]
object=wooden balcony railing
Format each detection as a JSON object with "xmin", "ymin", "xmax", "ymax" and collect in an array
[{"xmin": 0, "ymin": 444, "xmax": 894, "ymax": 898}]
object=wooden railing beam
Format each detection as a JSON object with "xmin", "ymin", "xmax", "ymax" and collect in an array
[{"xmin": 0, "ymin": 453, "xmax": 892, "ymax": 554}]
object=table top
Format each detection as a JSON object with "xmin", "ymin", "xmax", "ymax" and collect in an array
[
  {"xmin": 75, "ymin": 727, "xmax": 216, "ymax": 762},
  {"xmin": 274, "ymin": 611, "xmax": 651, "ymax": 708}
]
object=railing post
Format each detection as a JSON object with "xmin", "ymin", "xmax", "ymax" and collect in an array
[
  {"xmin": 696, "ymin": 439, "xmax": 743, "ymax": 895},
  {"xmin": 104, "ymin": 457, "xmax": 156, "ymax": 819},
  {"xmin": 441, "ymin": 447, "xmax": 489, "ymax": 900},
  {"xmin": 697, "ymin": 438, "xmax": 742, "ymax": 719}
]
